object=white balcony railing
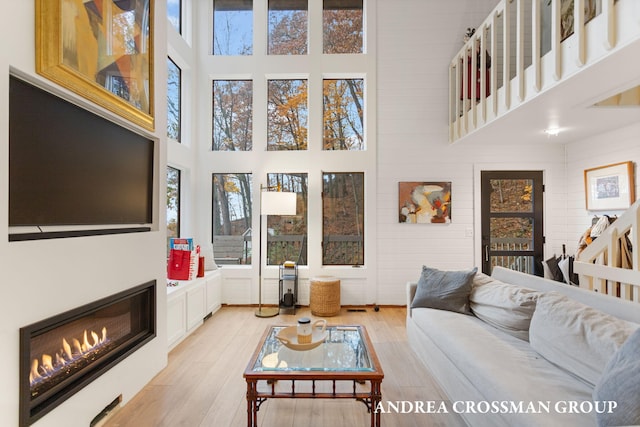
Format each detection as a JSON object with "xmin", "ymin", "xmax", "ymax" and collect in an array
[
  {"xmin": 449, "ymin": 0, "xmax": 640, "ymax": 142},
  {"xmin": 574, "ymin": 199, "xmax": 640, "ymax": 303}
]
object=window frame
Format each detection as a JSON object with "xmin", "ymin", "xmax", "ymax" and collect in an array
[
  {"xmin": 266, "ymin": 77, "xmax": 309, "ymax": 151},
  {"xmin": 168, "ymin": 0, "xmax": 183, "ymax": 34},
  {"xmin": 268, "ymin": 0, "xmax": 309, "ymax": 55},
  {"xmin": 202, "ymin": 1, "xmax": 377, "ymax": 301},
  {"xmin": 213, "ymin": 0, "xmax": 254, "ymax": 56},
  {"xmin": 167, "ymin": 166, "xmax": 181, "ymax": 254},
  {"xmin": 167, "ymin": 56, "xmax": 182, "ymax": 143},
  {"xmin": 322, "ymin": 0, "xmax": 364, "ymax": 54},
  {"xmin": 212, "ymin": 79, "xmax": 254, "ymax": 151},
  {"xmin": 322, "ymin": 77, "xmax": 365, "ymax": 150},
  {"xmin": 212, "ymin": 173, "xmax": 254, "ymax": 266},
  {"xmin": 266, "ymin": 172, "xmax": 308, "ymax": 266},
  {"xmin": 321, "ymin": 171, "xmax": 365, "ymax": 266}
]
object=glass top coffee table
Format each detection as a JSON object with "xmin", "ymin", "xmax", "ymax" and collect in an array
[{"xmin": 244, "ymin": 324, "xmax": 384, "ymax": 426}]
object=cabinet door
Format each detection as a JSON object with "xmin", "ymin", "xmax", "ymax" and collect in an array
[
  {"xmin": 167, "ymin": 294, "xmax": 186, "ymax": 349},
  {"xmin": 206, "ymin": 272, "xmax": 222, "ymax": 314},
  {"xmin": 186, "ymin": 285, "xmax": 206, "ymax": 331}
]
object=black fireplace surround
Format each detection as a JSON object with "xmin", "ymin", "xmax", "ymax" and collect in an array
[{"xmin": 19, "ymin": 281, "xmax": 156, "ymax": 426}]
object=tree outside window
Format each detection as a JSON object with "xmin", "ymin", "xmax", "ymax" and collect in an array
[
  {"xmin": 207, "ymin": 2, "xmax": 371, "ymax": 270},
  {"xmin": 167, "ymin": 0, "xmax": 181, "ymax": 34},
  {"xmin": 167, "ymin": 167, "xmax": 180, "ymax": 254},
  {"xmin": 213, "ymin": 0, "xmax": 253, "ymax": 55},
  {"xmin": 213, "ymin": 80, "xmax": 253, "ymax": 151},
  {"xmin": 323, "ymin": 172, "xmax": 364, "ymax": 265},
  {"xmin": 212, "ymin": 173, "xmax": 253, "ymax": 264},
  {"xmin": 266, "ymin": 173, "xmax": 308, "ymax": 265},
  {"xmin": 267, "ymin": 79, "xmax": 308, "ymax": 151},
  {"xmin": 268, "ymin": 0, "xmax": 307, "ymax": 55},
  {"xmin": 323, "ymin": 0, "xmax": 363, "ymax": 54},
  {"xmin": 167, "ymin": 57, "xmax": 181, "ymax": 142},
  {"xmin": 323, "ymin": 79, "xmax": 364, "ymax": 150}
]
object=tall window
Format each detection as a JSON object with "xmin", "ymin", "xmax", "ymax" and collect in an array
[
  {"xmin": 213, "ymin": 0, "xmax": 253, "ymax": 55},
  {"xmin": 213, "ymin": 80, "xmax": 253, "ymax": 151},
  {"xmin": 268, "ymin": 0, "xmax": 308, "ymax": 55},
  {"xmin": 206, "ymin": 1, "xmax": 374, "ymax": 274},
  {"xmin": 167, "ymin": 167, "xmax": 181, "ymax": 252},
  {"xmin": 323, "ymin": 79, "xmax": 364, "ymax": 150},
  {"xmin": 167, "ymin": 57, "xmax": 181, "ymax": 142},
  {"xmin": 266, "ymin": 173, "xmax": 308, "ymax": 265},
  {"xmin": 267, "ymin": 79, "xmax": 308, "ymax": 150},
  {"xmin": 167, "ymin": 0, "xmax": 182, "ymax": 33},
  {"xmin": 323, "ymin": 0, "xmax": 363, "ymax": 54},
  {"xmin": 322, "ymin": 172, "xmax": 364, "ymax": 265},
  {"xmin": 212, "ymin": 173, "xmax": 253, "ymax": 264}
]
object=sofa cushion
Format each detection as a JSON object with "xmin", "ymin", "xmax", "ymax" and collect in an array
[
  {"xmin": 593, "ymin": 328, "xmax": 640, "ymax": 427},
  {"xmin": 471, "ymin": 271, "xmax": 498, "ymax": 287},
  {"xmin": 529, "ymin": 291, "xmax": 638, "ymax": 386},
  {"xmin": 470, "ymin": 273, "xmax": 540, "ymax": 341},
  {"xmin": 410, "ymin": 308, "xmax": 596, "ymax": 427},
  {"xmin": 410, "ymin": 266, "xmax": 477, "ymax": 314}
]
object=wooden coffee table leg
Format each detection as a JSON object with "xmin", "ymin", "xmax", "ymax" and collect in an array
[
  {"xmin": 371, "ymin": 380, "xmax": 382, "ymax": 427},
  {"xmin": 246, "ymin": 379, "xmax": 258, "ymax": 427}
]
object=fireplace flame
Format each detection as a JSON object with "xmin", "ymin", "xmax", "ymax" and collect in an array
[
  {"xmin": 42, "ymin": 354, "xmax": 53, "ymax": 373},
  {"xmin": 29, "ymin": 327, "xmax": 109, "ymax": 387},
  {"xmin": 63, "ymin": 338, "xmax": 72, "ymax": 360}
]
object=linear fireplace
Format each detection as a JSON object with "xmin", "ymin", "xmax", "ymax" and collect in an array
[{"xmin": 19, "ymin": 281, "xmax": 156, "ymax": 427}]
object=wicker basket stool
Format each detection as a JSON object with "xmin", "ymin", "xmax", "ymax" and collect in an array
[{"xmin": 309, "ymin": 276, "xmax": 341, "ymax": 317}]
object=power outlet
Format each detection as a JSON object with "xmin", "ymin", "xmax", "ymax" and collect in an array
[{"xmin": 465, "ymin": 228, "xmax": 473, "ymax": 238}]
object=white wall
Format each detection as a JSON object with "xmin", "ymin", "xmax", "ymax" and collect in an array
[
  {"xmin": 375, "ymin": 0, "xmax": 569, "ymax": 304},
  {"xmin": 0, "ymin": 2, "xmax": 168, "ymax": 426},
  {"xmin": 565, "ymin": 122, "xmax": 640, "ymax": 253}
]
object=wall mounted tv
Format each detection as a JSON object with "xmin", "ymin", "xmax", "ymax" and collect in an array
[{"xmin": 9, "ymin": 75, "xmax": 154, "ymax": 240}]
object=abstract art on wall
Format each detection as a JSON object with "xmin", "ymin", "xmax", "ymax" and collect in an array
[
  {"xmin": 399, "ymin": 182, "xmax": 452, "ymax": 224},
  {"xmin": 36, "ymin": 0, "xmax": 154, "ymax": 130}
]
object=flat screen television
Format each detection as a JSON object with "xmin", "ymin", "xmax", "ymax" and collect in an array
[{"xmin": 9, "ymin": 75, "xmax": 154, "ymax": 237}]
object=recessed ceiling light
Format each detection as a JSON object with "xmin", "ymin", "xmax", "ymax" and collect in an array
[{"xmin": 544, "ymin": 128, "xmax": 560, "ymax": 136}]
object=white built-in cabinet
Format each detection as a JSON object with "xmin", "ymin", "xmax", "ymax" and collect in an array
[{"xmin": 166, "ymin": 269, "xmax": 222, "ymax": 350}]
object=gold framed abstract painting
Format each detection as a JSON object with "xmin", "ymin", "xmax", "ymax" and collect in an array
[
  {"xmin": 399, "ymin": 182, "xmax": 452, "ymax": 224},
  {"xmin": 36, "ymin": 0, "xmax": 154, "ymax": 131}
]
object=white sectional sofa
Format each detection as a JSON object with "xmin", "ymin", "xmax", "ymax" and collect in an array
[{"xmin": 406, "ymin": 266, "xmax": 640, "ymax": 427}]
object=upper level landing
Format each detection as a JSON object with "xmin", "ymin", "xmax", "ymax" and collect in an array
[{"xmin": 450, "ymin": 0, "xmax": 640, "ymax": 145}]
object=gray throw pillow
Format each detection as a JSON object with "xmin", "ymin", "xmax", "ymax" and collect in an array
[
  {"xmin": 593, "ymin": 327, "xmax": 640, "ymax": 427},
  {"xmin": 410, "ymin": 266, "xmax": 478, "ymax": 314}
]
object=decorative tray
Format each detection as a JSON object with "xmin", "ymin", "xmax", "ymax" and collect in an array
[{"xmin": 276, "ymin": 319, "xmax": 327, "ymax": 351}]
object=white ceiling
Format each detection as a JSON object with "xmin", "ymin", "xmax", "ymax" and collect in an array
[{"xmin": 458, "ymin": 37, "xmax": 640, "ymax": 146}]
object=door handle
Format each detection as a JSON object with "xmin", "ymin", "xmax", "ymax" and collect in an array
[{"xmin": 484, "ymin": 245, "xmax": 489, "ymax": 262}]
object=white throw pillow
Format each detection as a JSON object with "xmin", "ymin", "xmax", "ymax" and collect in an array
[
  {"xmin": 201, "ymin": 245, "xmax": 218, "ymax": 271},
  {"xmin": 470, "ymin": 274, "xmax": 540, "ymax": 341},
  {"xmin": 529, "ymin": 291, "xmax": 639, "ymax": 387},
  {"xmin": 471, "ymin": 271, "xmax": 496, "ymax": 287}
]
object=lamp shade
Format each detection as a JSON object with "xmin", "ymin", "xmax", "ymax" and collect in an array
[{"xmin": 261, "ymin": 191, "xmax": 297, "ymax": 215}]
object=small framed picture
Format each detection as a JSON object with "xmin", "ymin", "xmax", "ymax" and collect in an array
[{"xmin": 584, "ymin": 162, "xmax": 635, "ymax": 211}]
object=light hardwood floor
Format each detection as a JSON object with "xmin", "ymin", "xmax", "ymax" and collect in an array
[{"xmin": 104, "ymin": 306, "xmax": 465, "ymax": 427}]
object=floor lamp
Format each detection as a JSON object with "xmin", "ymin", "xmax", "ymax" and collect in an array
[{"xmin": 255, "ymin": 186, "xmax": 297, "ymax": 318}]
